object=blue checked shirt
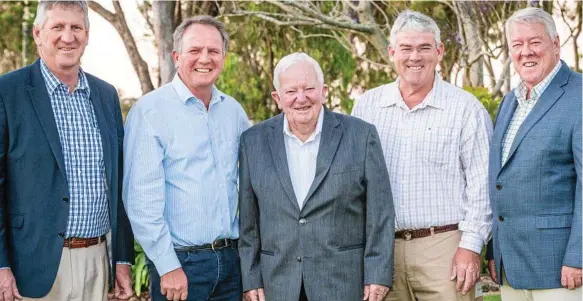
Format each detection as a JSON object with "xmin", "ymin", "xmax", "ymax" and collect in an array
[
  {"xmin": 123, "ymin": 74, "xmax": 250, "ymax": 276},
  {"xmin": 41, "ymin": 61, "xmax": 109, "ymax": 239}
]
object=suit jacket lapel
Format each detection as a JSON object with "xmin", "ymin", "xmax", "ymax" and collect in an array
[
  {"xmin": 493, "ymin": 94, "xmax": 517, "ymax": 175},
  {"xmin": 87, "ymin": 78, "xmax": 113, "ymax": 212},
  {"xmin": 503, "ymin": 64, "xmax": 569, "ymax": 168},
  {"xmin": 27, "ymin": 60, "xmax": 67, "ymax": 180},
  {"xmin": 267, "ymin": 114, "xmax": 300, "ymax": 211},
  {"xmin": 303, "ymin": 109, "xmax": 342, "ymax": 206}
]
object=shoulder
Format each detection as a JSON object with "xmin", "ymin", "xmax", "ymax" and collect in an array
[
  {"xmin": 334, "ymin": 111, "xmax": 373, "ymax": 129},
  {"xmin": 242, "ymin": 114, "xmax": 279, "ymax": 140},
  {"xmin": 357, "ymin": 83, "xmax": 394, "ymax": 107},
  {"xmin": 440, "ymin": 80, "xmax": 486, "ymax": 112},
  {"xmin": 0, "ymin": 64, "xmax": 32, "ymax": 87},
  {"xmin": 85, "ymin": 72, "xmax": 116, "ymax": 93},
  {"xmin": 131, "ymin": 83, "xmax": 175, "ymax": 112},
  {"xmin": 216, "ymin": 89, "xmax": 247, "ymax": 116}
]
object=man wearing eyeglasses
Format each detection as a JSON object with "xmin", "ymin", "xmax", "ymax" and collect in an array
[{"xmin": 352, "ymin": 10, "xmax": 492, "ymax": 301}]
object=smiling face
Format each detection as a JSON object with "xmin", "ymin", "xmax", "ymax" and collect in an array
[
  {"xmin": 272, "ymin": 61, "xmax": 328, "ymax": 129},
  {"xmin": 389, "ymin": 31, "xmax": 444, "ymax": 90},
  {"xmin": 509, "ymin": 22, "xmax": 560, "ymax": 90},
  {"xmin": 33, "ymin": 6, "xmax": 89, "ymax": 74},
  {"xmin": 173, "ymin": 24, "xmax": 225, "ymax": 94}
]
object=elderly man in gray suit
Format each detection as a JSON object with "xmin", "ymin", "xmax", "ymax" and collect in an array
[{"xmin": 238, "ymin": 52, "xmax": 395, "ymax": 301}]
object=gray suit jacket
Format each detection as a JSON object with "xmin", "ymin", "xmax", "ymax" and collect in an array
[
  {"xmin": 487, "ymin": 62, "xmax": 582, "ymax": 289},
  {"xmin": 238, "ymin": 108, "xmax": 395, "ymax": 301}
]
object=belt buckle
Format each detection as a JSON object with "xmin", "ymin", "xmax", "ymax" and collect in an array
[{"xmin": 404, "ymin": 231, "xmax": 412, "ymax": 241}]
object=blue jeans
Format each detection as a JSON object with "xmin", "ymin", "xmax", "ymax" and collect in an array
[{"xmin": 147, "ymin": 245, "xmax": 242, "ymax": 301}]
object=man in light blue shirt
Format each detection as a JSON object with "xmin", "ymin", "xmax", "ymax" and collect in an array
[{"xmin": 123, "ymin": 16, "xmax": 250, "ymax": 301}]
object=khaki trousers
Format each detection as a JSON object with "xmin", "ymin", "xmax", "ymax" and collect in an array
[
  {"xmin": 385, "ymin": 230, "xmax": 482, "ymax": 301},
  {"xmin": 501, "ymin": 268, "xmax": 582, "ymax": 301},
  {"xmin": 23, "ymin": 241, "xmax": 109, "ymax": 301}
]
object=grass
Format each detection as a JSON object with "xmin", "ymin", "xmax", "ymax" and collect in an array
[{"xmin": 484, "ymin": 295, "xmax": 501, "ymax": 301}]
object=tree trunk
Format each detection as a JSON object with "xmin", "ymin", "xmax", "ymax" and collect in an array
[
  {"xmin": 88, "ymin": 1, "xmax": 155, "ymax": 94},
  {"xmin": 455, "ymin": 1, "xmax": 483, "ymax": 87},
  {"xmin": 152, "ymin": 1, "xmax": 177, "ymax": 85}
]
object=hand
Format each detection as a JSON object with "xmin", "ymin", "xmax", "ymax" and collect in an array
[
  {"xmin": 450, "ymin": 247, "xmax": 481, "ymax": 295},
  {"xmin": 0, "ymin": 269, "xmax": 22, "ymax": 301},
  {"xmin": 363, "ymin": 284, "xmax": 390, "ymax": 301},
  {"xmin": 160, "ymin": 268, "xmax": 188, "ymax": 301},
  {"xmin": 561, "ymin": 266, "xmax": 582, "ymax": 290},
  {"xmin": 243, "ymin": 288, "xmax": 265, "ymax": 301},
  {"xmin": 114, "ymin": 264, "xmax": 134, "ymax": 300},
  {"xmin": 488, "ymin": 260, "xmax": 498, "ymax": 284}
]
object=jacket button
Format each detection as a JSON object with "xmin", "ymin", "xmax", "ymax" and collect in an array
[
  {"xmin": 296, "ymin": 256, "xmax": 302, "ymax": 262},
  {"xmin": 496, "ymin": 184, "xmax": 502, "ymax": 190},
  {"xmin": 58, "ymin": 232, "xmax": 65, "ymax": 238},
  {"xmin": 62, "ymin": 197, "xmax": 69, "ymax": 203},
  {"xmin": 498, "ymin": 216, "xmax": 504, "ymax": 222},
  {"xmin": 299, "ymin": 219, "xmax": 306, "ymax": 225}
]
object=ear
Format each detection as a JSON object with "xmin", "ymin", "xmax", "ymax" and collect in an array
[
  {"xmin": 553, "ymin": 36, "xmax": 560, "ymax": 56},
  {"xmin": 271, "ymin": 90, "xmax": 283, "ymax": 109},
  {"xmin": 436, "ymin": 43, "xmax": 445, "ymax": 62},
  {"xmin": 321, "ymin": 84, "xmax": 329, "ymax": 103},
  {"xmin": 172, "ymin": 50, "xmax": 180, "ymax": 68},
  {"xmin": 33, "ymin": 25, "xmax": 42, "ymax": 46},
  {"xmin": 388, "ymin": 45, "xmax": 395, "ymax": 62}
]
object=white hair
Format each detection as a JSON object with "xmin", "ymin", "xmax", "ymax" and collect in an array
[
  {"xmin": 505, "ymin": 7, "xmax": 558, "ymax": 43},
  {"xmin": 390, "ymin": 10, "xmax": 441, "ymax": 47},
  {"xmin": 272, "ymin": 52, "xmax": 324, "ymax": 92},
  {"xmin": 34, "ymin": 0, "xmax": 89, "ymax": 29}
]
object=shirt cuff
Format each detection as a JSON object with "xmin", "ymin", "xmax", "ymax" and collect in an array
[
  {"xmin": 459, "ymin": 231, "xmax": 484, "ymax": 254},
  {"xmin": 0, "ymin": 267, "xmax": 9, "ymax": 270},
  {"xmin": 116, "ymin": 261, "xmax": 132, "ymax": 266},
  {"xmin": 153, "ymin": 251, "xmax": 181, "ymax": 276}
]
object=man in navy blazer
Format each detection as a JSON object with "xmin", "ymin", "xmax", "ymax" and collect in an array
[
  {"xmin": 0, "ymin": 1, "xmax": 133, "ymax": 300},
  {"xmin": 487, "ymin": 7, "xmax": 582, "ymax": 301}
]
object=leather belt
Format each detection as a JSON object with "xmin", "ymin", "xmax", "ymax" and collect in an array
[
  {"xmin": 175, "ymin": 238, "xmax": 236, "ymax": 252},
  {"xmin": 63, "ymin": 235, "xmax": 106, "ymax": 248},
  {"xmin": 395, "ymin": 223, "xmax": 459, "ymax": 241}
]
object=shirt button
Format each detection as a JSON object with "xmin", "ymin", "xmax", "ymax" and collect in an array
[
  {"xmin": 496, "ymin": 184, "xmax": 502, "ymax": 190},
  {"xmin": 299, "ymin": 219, "xmax": 307, "ymax": 225},
  {"xmin": 296, "ymin": 256, "xmax": 302, "ymax": 262},
  {"xmin": 62, "ymin": 197, "xmax": 69, "ymax": 203},
  {"xmin": 498, "ymin": 216, "xmax": 505, "ymax": 222},
  {"xmin": 58, "ymin": 232, "xmax": 65, "ymax": 238}
]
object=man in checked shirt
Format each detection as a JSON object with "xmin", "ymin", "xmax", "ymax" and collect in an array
[{"xmin": 352, "ymin": 10, "xmax": 493, "ymax": 301}]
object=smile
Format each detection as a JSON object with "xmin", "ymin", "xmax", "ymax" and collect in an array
[
  {"xmin": 195, "ymin": 68, "xmax": 211, "ymax": 73},
  {"xmin": 407, "ymin": 66, "xmax": 423, "ymax": 71},
  {"xmin": 523, "ymin": 62, "xmax": 537, "ymax": 67},
  {"xmin": 295, "ymin": 106, "xmax": 311, "ymax": 111}
]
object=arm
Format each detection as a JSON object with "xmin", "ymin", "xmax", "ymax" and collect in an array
[
  {"xmin": 113, "ymin": 91, "xmax": 134, "ymax": 264},
  {"xmin": 458, "ymin": 105, "xmax": 493, "ymax": 254},
  {"xmin": 122, "ymin": 106, "xmax": 180, "ymax": 276},
  {"xmin": 564, "ymin": 115, "xmax": 582, "ymax": 268},
  {"xmin": 363, "ymin": 125, "xmax": 395, "ymax": 287},
  {"xmin": 238, "ymin": 133, "xmax": 264, "ymax": 291}
]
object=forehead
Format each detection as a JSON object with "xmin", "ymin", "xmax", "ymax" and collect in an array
[
  {"xmin": 43, "ymin": 6, "xmax": 86, "ymax": 26},
  {"xmin": 279, "ymin": 62, "xmax": 319, "ymax": 86},
  {"xmin": 181, "ymin": 24, "xmax": 223, "ymax": 48},
  {"xmin": 509, "ymin": 22, "xmax": 549, "ymax": 40},
  {"xmin": 394, "ymin": 31, "xmax": 435, "ymax": 46}
]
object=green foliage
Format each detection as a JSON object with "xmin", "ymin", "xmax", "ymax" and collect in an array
[
  {"xmin": 132, "ymin": 241, "xmax": 149, "ymax": 297},
  {"xmin": 485, "ymin": 295, "xmax": 502, "ymax": 301},
  {"xmin": 463, "ymin": 86, "xmax": 502, "ymax": 122},
  {"xmin": 0, "ymin": 2, "xmax": 37, "ymax": 73}
]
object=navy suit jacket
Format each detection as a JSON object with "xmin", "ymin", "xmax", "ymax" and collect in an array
[
  {"xmin": 487, "ymin": 62, "xmax": 582, "ymax": 289},
  {"xmin": 0, "ymin": 60, "xmax": 134, "ymax": 297}
]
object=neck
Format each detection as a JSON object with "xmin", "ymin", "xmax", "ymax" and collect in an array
[
  {"xmin": 50, "ymin": 65, "xmax": 79, "ymax": 93},
  {"xmin": 289, "ymin": 119, "xmax": 318, "ymax": 143},
  {"xmin": 399, "ymin": 79, "xmax": 434, "ymax": 109}
]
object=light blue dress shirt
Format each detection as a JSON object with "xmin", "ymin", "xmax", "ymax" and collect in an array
[{"xmin": 123, "ymin": 74, "xmax": 250, "ymax": 275}]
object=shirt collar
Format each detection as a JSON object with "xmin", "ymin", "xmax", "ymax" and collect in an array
[
  {"xmin": 283, "ymin": 107, "xmax": 325, "ymax": 143},
  {"xmin": 171, "ymin": 73, "xmax": 224, "ymax": 106},
  {"xmin": 380, "ymin": 72, "xmax": 445, "ymax": 110},
  {"xmin": 40, "ymin": 59, "xmax": 90, "ymax": 96},
  {"xmin": 514, "ymin": 60, "xmax": 562, "ymax": 105}
]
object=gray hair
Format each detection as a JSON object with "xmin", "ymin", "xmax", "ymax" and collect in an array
[
  {"xmin": 34, "ymin": 0, "xmax": 89, "ymax": 29},
  {"xmin": 273, "ymin": 52, "xmax": 325, "ymax": 92},
  {"xmin": 173, "ymin": 16, "xmax": 229, "ymax": 54},
  {"xmin": 390, "ymin": 10, "xmax": 441, "ymax": 47},
  {"xmin": 505, "ymin": 7, "xmax": 558, "ymax": 43}
]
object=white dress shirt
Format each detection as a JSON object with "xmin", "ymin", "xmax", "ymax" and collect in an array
[
  {"xmin": 352, "ymin": 75, "xmax": 493, "ymax": 253},
  {"xmin": 283, "ymin": 110, "xmax": 324, "ymax": 209}
]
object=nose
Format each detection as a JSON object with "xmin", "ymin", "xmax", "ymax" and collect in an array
[
  {"xmin": 409, "ymin": 49, "xmax": 421, "ymax": 61},
  {"xmin": 519, "ymin": 43, "xmax": 535, "ymax": 57},
  {"xmin": 60, "ymin": 29, "xmax": 75, "ymax": 43},
  {"xmin": 198, "ymin": 49, "xmax": 211, "ymax": 64},
  {"xmin": 295, "ymin": 91, "xmax": 308, "ymax": 103}
]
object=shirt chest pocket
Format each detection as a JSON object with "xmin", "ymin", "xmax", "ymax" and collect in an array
[{"xmin": 420, "ymin": 127, "xmax": 459, "ymax": 165}]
